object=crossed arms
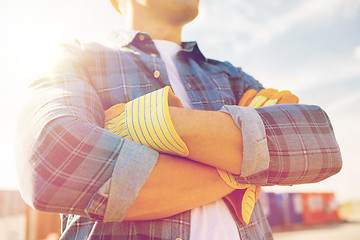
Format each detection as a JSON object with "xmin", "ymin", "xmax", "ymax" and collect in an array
[
  {"xmin": 16, "ymin": 44, "xmax": 342, "ymax": 223},
  {"xmin": 121, "ymin": 106, "xmax": 244, "ymax": 220}
]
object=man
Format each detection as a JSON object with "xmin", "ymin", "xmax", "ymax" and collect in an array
[{"xmin": 16, "ymin": 0, "xmax": 342, "ymax": 239}]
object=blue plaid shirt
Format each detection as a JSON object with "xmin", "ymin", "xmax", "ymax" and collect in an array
[{"xmin": 16, "ymin": 30, "xmax": 342, "ymax": 239}]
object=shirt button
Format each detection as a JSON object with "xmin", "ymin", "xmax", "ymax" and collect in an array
[
  {"xmin": 154, "ymin": 70, "xmax": 160, "ymax": 78},
  {"xmin": 150, "ymin": 53, "xmax": 157, "ymax": 58},
  {"xmin": 138, "ymin": 34, "xmax": 145, "ymax": 41}
]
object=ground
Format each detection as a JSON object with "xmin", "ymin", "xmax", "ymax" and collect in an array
[{"xmin": 273, "ymin": 221, "xmax": 360, "ymax": 240}]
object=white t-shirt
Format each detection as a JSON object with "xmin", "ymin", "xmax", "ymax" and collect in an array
[{"xmin": 153, "ymin": 39, "xmax": 240, "ymax": 240}]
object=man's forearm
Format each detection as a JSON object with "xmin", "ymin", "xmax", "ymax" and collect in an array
[
  {"xmin": 124, "ymin": 107, "xmax": 247, "ymax": 220},
  {"xmin": 169, "ymin": 106, "xmax": 243, "ymax": 175},
  {"xmin": 169, "ymin": 103, "xmax": 342, "ymax": 187},
  {"xmin": 125, "ymin": 153, "xmax": 234, "ymax": 220}
]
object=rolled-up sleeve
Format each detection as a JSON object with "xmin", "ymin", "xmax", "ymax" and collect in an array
[
  {"xmin": 220, "ymin": 104, "xmax": 342, "ymax": 186},
  {"xmin": 220, "ymin": 105, "xmax": 270, "ymax": 185},
  {"xmin": 16, "ymin": 41, "xmax": 158, "ymax": 222}
]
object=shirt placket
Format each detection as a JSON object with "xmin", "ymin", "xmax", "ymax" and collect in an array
[
  {"xmin": 175, "ymin": 54, "xmax": 205, "ymax": 110},
  {"xmin": 135, "ymin": 33, "xmax": 171, "ymax": 91}
]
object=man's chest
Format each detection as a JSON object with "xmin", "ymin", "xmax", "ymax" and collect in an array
[{"xmin": 87, "ymin": 52, "xmax": 238, "ymax": 111}]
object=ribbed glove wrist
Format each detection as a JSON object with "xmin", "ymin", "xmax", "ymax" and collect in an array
[{"xmin": 105, "ymin": 86, "xmax": 189, "ymax": 157}]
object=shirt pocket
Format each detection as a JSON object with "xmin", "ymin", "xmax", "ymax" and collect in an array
[{"xmin": 96, "ymin": 71, "xmax": 158, "ymax": 110}]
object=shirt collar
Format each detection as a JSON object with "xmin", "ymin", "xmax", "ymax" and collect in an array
[
  {"xmin": 109, "ymin": 29, "xmax": 205, "ymax": 60},
  {"xmin": 108, "ymin": 29, "xmax": 141, "ymax": 47},
  {"xmin": 181, "ymin": 41, "xmax": 205, "ymax": 61}
]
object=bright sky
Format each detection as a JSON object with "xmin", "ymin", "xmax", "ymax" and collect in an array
[{"xmin": 0, "ymin": 0, "xmax": 359, "ymax": 203}]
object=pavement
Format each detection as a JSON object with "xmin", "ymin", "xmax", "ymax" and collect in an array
[
  {"xmin": 273, "ymin": 221, "xmax": 360, "ymax": 240},
  {"xmin": 1, "ymin": 212, "xmax": 360, "ymax": 240}
]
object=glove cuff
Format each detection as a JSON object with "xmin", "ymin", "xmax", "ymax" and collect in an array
[
  {"xmin": 216, "ymin": 169, "xmax": 250, "ymax": 189},
  {"xmin": 125, "ymin": 86, "xmax": 189, "ymax": 157}
]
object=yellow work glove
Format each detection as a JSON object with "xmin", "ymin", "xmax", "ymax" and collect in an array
[
  {"xmin": 105, "ymin": 86, "xmax": 189, "ymax": 157},
  {"xmin": 219, "ymin": 88, "xmax": 299, "ymax": 225}
]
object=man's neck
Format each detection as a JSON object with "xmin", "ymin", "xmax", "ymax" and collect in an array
[{"xmin": 126, "ymin": 13, "xmax": 183, "ymax": 45}]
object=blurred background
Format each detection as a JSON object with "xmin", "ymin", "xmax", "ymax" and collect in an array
[{"xmin": 0, "ymin": 0, "xmax": 359, "ymax": 239}]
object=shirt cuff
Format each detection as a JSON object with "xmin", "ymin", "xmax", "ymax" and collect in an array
[
  {"xmin": 103, "ymin": 140, "xmax": 159, "ymax": 222},
  {"xmin": 219, "ymin": 105, "xmax": 269, "ymax": 184}
]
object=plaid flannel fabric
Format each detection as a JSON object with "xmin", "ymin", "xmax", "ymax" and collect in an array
[
  {"xmin": 256, "ymin": 104, "xmax": 342, "ymax": 185},
  {"xmin": 16, "ymin": 29, "xmax": 342, "ymax": 240}
]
